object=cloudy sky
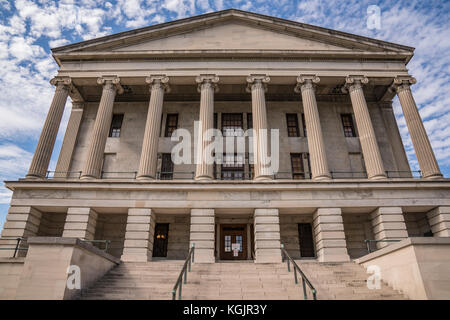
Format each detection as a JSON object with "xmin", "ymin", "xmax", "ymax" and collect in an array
[{"xmin": 0, "ymin": 0, "xmax": 449, "ymax": 231}]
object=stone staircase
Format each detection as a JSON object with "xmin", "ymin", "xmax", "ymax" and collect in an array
[{"xmin": 78, "ymin": 260, "xmax": 407, "ymax": 300}]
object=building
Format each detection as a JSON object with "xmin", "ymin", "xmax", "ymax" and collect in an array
[{"xmin": 1, "ymin": 9, "xmax": 449, "ymax": 300}]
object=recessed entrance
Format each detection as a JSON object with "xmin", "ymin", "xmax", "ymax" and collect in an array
[
  {"xmin": 220, "ymin": 224, "xmax": 247, "ymax": 260},
  {"xmin": 153, "ymin": 223, "xmax": 169, "ymax": 257}
]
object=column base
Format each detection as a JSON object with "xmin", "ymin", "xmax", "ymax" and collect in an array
[
  {"xmin": 194, "ymin": 175, "xmax": 214, "ymax": 181},
  {"xmin": 312, "ymin": 175, "xmax": 332, "ymax": 181},
  {"xmin": 423, "ymin": 173, "xmax": 444, "ymax": 180},
  {"xmin": 254, "ymin": 175, "xmax": 273, "ymax": 181},
  {"xmin": 25, "ymin": 174, "xmax": 45, "ymax": 180},
  {"xmin": 136, "ymin": 175, "xmax": 155, "ymax": 181},
  {"xmin": 80, "ymin": 175, "xmax": 97, "ymax": 180},
  {"xmin": 368, "ymin": 174, "xmax": 387, "ymax": 180}
]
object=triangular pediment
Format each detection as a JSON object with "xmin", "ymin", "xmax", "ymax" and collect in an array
[
  {"xmin": 109, "ymin": 22, "xmax": 350, "ymax": 52},
  {"xmin": 52, "ymin": 9, "xmax": 414, "ymax": 62}
]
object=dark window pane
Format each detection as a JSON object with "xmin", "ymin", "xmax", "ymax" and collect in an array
[
  {"xmin": 221, "ymin": 153, "xmax": 244, "ymax": 180},
  {"xmin": 341, "ymin": 114, "xmax": 356, "ymax": 137},
  {"xmin": 286, "ymin": 114, "xmax": 300, "ymax": 137},
  {"xmin": 165, "ymin": 114, "xmax": 178, "ymax": 137},
  {"xmin": 222, "ymin": 113, "xmax": 243, "ymax": 137},
  {"xmin": 291, "ymin": 153, "xmax": 305, "ymax": 179},
  {"xmin": 160, "ymin": 153, "xmax": 173, "ymax": 180},
  {"xmin": 247, "ymin": 113, "xmax": 253, "ymax": 130},
  {"xmin": 109, "ymin": 114, "xmax": 124, "ymax": 137},
  {"xmin": 301, "ymin": 113, "xmax": 307, "ymax": 137}
]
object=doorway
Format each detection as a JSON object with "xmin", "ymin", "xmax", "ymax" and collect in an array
[
  {"xmin": 220, "ymin": 224, "xmax": 247, "ymax": 260},
  {"xmin": 153, "ymin": 223, "xmax": 169, "ymax": 257},
  {"xmin": 298, "ymin": 223, "xmax": 315, "ymax": 258}
]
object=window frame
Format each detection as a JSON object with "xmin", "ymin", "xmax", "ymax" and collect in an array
[
  {"xmin": 109, "ymin": 114, "xmax": 124, "ymax": 138},
  {"xmin": 286, "ymin": 113, "xmax": 300, "ymax": 137},
  {"xmin": 164, "ymin": 114, "xmax": 178, "ymax": 137},
  {"xmin": 341, "ymin": 113, "xmax": 357, "ymax": 137},
  {"xmin": 290, "ymin": 153, "xmax": 305, "ymax": 180}
]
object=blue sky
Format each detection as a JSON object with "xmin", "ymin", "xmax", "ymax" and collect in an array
[{"xmin": 0, "ymin": 0, "xmax": 449, "ymax": 232}]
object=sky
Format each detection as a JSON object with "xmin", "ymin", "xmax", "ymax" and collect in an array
[{"xmin": 0, "ymin": 0, "xmax": 449, "ymax": 232}]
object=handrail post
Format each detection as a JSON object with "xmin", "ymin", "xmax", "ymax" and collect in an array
[
  {"xmin": 302, "ymin": 278, "xmax": 307, "ymax": 300},
  {"xmin": 184, "ymin": 266, "xmax": 188, "ymax": 284},
  {"xmin": 13, "ymin": 237, "xmax": 21, "ymax": 258},
  {"xmin": 294, "ymin": 267, "xmax": 298, "ymax": 284},
  {"xmin": 179, "ymin": 281, "xmax": 182, "ymax": 300},
  {"xmin": 287, "ymin": 258, "xmax": 290, "ymax": 272},
  {"xmin": 192, "ymin": 243, "xmax": 195, "ymax": 264},
  {"xmin": 312, "ymin": 289, "xmax": 317, "ymax": 300},
  {"xmin": 172, "ymin": 289, "xmax": 176, "ymax": 300}
]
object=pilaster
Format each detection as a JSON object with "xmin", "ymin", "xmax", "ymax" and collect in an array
[
  {"xmin": 121, "ymin": 208, "xmax": 156, "ymax": 261},
  {"xmin": 63, "ymin": 207, "xmax": 98, "ymax": 240},
  {"xmin": 190, "ymin": 209, "xmax": 215, "ymax": 263},
  {"xmin": 254, "ymin": 208, "xmax": 282, "ymax": 263}
]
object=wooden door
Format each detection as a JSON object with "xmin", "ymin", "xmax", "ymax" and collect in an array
[
  {"xmin": 220, "ymin": 225, "xmax": 247, "ymax": 260},
  {"xmin": 298, "ymin": 223, "xmax": 315, "ymax": 257},
  {"xmin": 153, "ymin": 223, "xmax": 169, "ymax": 257}
]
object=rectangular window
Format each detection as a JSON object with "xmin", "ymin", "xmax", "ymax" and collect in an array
[
  {"xmin": 221, "ymin": 153, "xmax": 245, "ymax": 180},
  {"xmin": 214, "ymin": 113, "xmax": 218, "ymax": 130},
  {"xmin": 160, "ymin": 153, "xmax": 173, "ymax": 180},
  {"xmin": 341, "ymin": 114, "xmax": 356, "ymax": 137},
  {"xmin": 291, "ymin": 153, "xmax": 305, "ymax": 180},
  {"xmin": 286, "ymin": 113, "xmax": 300, "ymax": 137},
  {"xmin": 247, "ymin": 113, "xmax": 253, "ymax": 130},
  {"xmin": 222, "ymin": 113, "xmax": 243, "ymax": 137},
  {"xmin": 165, "ymin": 114, "xmax": 178, "ymax": 137},
  {"xmin": 301, "ymin": 113, "xmax": 307, "ymax": 137},
  {"xmin": 109, "ymin": 114, "xmax": 124, "ymax": 137}
]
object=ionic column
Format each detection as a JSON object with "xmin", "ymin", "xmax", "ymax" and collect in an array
[
  {"xmin": 26, "ymin": 77, "xmax": 71, "ymax": 179},
  {"xmin": 137, "ymin": 76, "xmax": 170, "ymax": 180},
  {"xmin": 195, "ymin": 75, "xmax": 219, "ymax": 181},
  {"xmin": 391, "ymin": 76, "xmax": 442, "ymax": 179},
  {"xmin": 81, "ymin": 76, "xmax": 123, "ymax": 179},
  {"xmin": 246, "ymin": 75, "xmax": 272, "ymax": 181},
  {"xmin": 295, "ymin": 75, "xmax": 331, "ymax": 180},
  {"xmin": 344, "ymin": 76, "xmax": 386, "ymax": 180},
  {"xmin": 54, "ymin": 101, "xmax": 84, "ymax": 178}
]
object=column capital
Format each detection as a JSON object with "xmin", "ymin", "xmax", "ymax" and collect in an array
[
  {"xmin": 50, "ymin": 76, "xmax": 72, "ymax": 88},
  {"xmin": 246, "ymin": 74, "xmax": 270, "ymax": 92},
  {"xmin": 196, "ymin": 74, "xmax": 219, "ymax": 93},
  {"xmin": 342, "ymin": 75, "xmax": 369, "ymax": 93},
  {"xmin": 390, "ymin": 75, "xmax": 417, "ymax": 94},
  {"xmin": 97, "ymin": 76, "xmax": 124, "ymax": 94},
  {"xmin": 294, "ymin": 74, "xmax": 320, "ymax": 93},
  {"xmin": 146, "ymin": 75, "xmax": 170, "ymax": 93}
]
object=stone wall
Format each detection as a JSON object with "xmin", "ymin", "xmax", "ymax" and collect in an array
[
  {"xmin": 156, "ymin": 215, "xmax": 190, "ymax": 259},
  {"xmin": 404, "ymin": 212, "xmax": 432, "ymax": 237},
  {"xmin": 342, "ymin": 213, "xmax": 374, "ymax": 259},
  {"xmin": 37, "ymin": 212, "xmax": 66, "ymax": 237},
  {"xmin": 0, "ymin": 258, "xmax": 24, "ymax": 299},
  {"xmin": 94, "ymin": 213, "xmax": 127, "ymax": 258},
  {"xmin": 279, "ymin": 214, "xmax": 313, "ymax": 259}
]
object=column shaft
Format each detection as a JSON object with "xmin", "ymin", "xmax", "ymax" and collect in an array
[
  {"xmin": 395, "ymin": 78, "xmax": 442, "ymax": 179},
  {"xmin": 27, "ymin": 78, "xmax": 70, "ymax": 178},
  {"xmin": 195, "ymin": 75, "xmax": 218, "ymax": 181},
  {"xmin": 54, "ymin": 102, "xmax": 84, "ymax": 178},
  {"xmin": 370, "ymin": 207, "xmax": 408, "ymax": 249},
  {"xmin": 254, "ymin": 208, "xmax": 282, "ymax": 263},
  {"xmin": 247, "ymin": 75, "xmax": 272, "ymax": 180},
  {"xmin": 296, "ymin": 76, "xmax": 330, "ymax": 180},
  {"xmin": 121, "ymin": 208, "xmax": 156, "ymax": 261},
  {"xmin": 313, "ymin": 208, "xmax": 350, "ymax": 262},
  {"xmin": 63, "ymin": 207, "xmax": 98, "ymax": 240},
  {"xmin": 81, "ymin": 79, "xmax": 118, "ymax": 179},
  {"xmin": 345, "ymin": 77, "xmax": 386, "ymax": 179},
  {"xmin": 137, "ymin": 76, "xmax": 169, "ymax": 180},
  {"xmin": 190, "ymin": 209, "xmax": 215, "ymax": 263}
]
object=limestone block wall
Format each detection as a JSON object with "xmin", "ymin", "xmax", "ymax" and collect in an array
[
  {"xmin": 279, "ymin": 214, "xmax": 313, "ymax": 259},
  {"xmin": 342, "ymin": 213, "xmax": 374, "ymax": 259},
  {"xmin": 404, "ymin": 212, "xmax": 432, "ymax": 237},
  {"xmin": 0, "ymin": 258, "xmax": 24, "ymax": 299},
  {"xmin": 68, "ymin": 99, "xmax": 406, "ymax": 179},
  {"xmin": 37, "ymin": 212, "xmax": 67, "ymax": 237},
  {"xmin": 94, "ymin": 213, "xmax": 127, "ymax": 258},
  {"xmin": 156, "ymin": 215, "xmax": 190, "ymax": 259}
]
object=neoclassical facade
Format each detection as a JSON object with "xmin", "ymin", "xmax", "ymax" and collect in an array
[{"xmin": 1, "ymin": 9, "xmax": 449, "ymax": 268}]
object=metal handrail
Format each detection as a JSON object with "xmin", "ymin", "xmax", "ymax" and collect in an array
[
  {"xmin": 172, "ymin": 243, "xmax": 195, "ymax": 300},
  {"xmin": 280, "ymin": 244, "xmax": 317, "ymax": 300},
  {"xmin": 364, "ymin": 239, "xmax": 402, "ymax": 253},
  {"xmin": 157, "ymin": 171, "xmax": 195, "ymax": 180},
  {"xmin": 80, "ymin": 239, "xmax": 111, "ymax": 252},
  {"xmin": 0, "ymin": 237, "xmax": 28, "ymax": 258}
]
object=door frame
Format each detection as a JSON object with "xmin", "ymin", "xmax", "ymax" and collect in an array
[{"xmin": 219, "ymin": 224, "xmax": 248, "ymax": 260}]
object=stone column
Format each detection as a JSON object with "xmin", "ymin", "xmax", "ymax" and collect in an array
[
  {"xmin": 195, "ymin": 75, "xmax": 219, "ymax": 181},
  {"xmin": 137, "ymin": 76, "xmax": 170, "ymax": 180},
  {"xmin": 391, "ymin": 76, "xmax": 442, "ymax": 179},
  {"xmin": 246, "ymin": 75, "xmax": 272, "ymax": 181},
  {"xmin": 81, "ymin": 76, "xmax": 123, "ymax": 179},
  {"xmin": 26, "ymin": 77, "xmax": 71, "ymax": 179},
  {"xmin": 254, "ymin": 209, "xmax": 282, "ymax": 263},
  {"xmin": 295, "ymin": 75, "xmax": 331, "ymax": 180},
  {"xmin": 190, "ymin": 209, "xmax": 215, "ymax": 263},
  {"xmin": 63, "ymin": 207, "xmax": 98, "ymax": 240},
  {"xmin": 427, "ymin": 207, "xmax": 450, "ymax": 237},
  {"xmin": 344, "ymin": 76, "xmax": 386, "ymax": 180},
  {"xmin": 370, "ymin": 207, "xmax": 408, "ymax": 249},
  {"xmin": 121, "ymin": 208, "xmax": 156, "ymax": 262},
  {"xmin": 54, "ymin": 101, "xmax": 84, "ymax": 178},
  {"xmin": 0, "ymin": 206, "xmax": 42, "ymax": 257},
  {"xmin": 313, "ymin": 208, "xmax": 350, "ymax": 262}
]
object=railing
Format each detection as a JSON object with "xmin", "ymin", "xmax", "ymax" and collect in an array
[
  {"xmin": 81, "ymin": 239, "xmax": 111, "ymax": 252},
  {"xmin": 0, "ymin": 237, "xmax": 28, "ymax": 257},
  {"xmin": 364, "ymin": 239, "xmax": 402, "ymax": 253},
  {"xmin": 43, "ymin": 170, "xmax": 424, "ymax": 181},
  {"xmin": 172, "ymin": 243, "xmax": 195, "ymax": 300},
  {"xmin": 280, "ymin": 244, "xmax": 317, "ymax": 300}
]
